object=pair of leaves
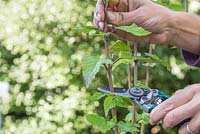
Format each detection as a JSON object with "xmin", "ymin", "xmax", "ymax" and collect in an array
[
  {"xmin": 86, "ymin": 114, "xmax": 138, "ymax": 133},
  {"xmin": 85, "ymin": 114, "xmax": 116, "ymax": 132},
  {"xmin": 104, "ymin": 95, "xmax": 132, "ymax": 117},
  {"xmin": 82, "ymin": 56, "xmax": 113, "ymax": 88}
]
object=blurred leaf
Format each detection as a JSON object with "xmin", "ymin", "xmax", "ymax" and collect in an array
[
  {"xmin": 86, "ymin": 114, "xmax": 117, "ymax": 132},
  {"xmin": 112, "ymin": 58, "xmax": 132, "ymax": 71},
  {"xmin": 114, "ymin": 96, "xmax": 132, "ymax": 108},
  {"xmin": 116, "ymin": 24, "xmax": 151, "ymax": 36},
  {"xmin": 134, "ymin": 81, "xmax": 149, "ymax": 88},
  {"xmin": 104, "ymin": 95, "xmax": 132, "ymax": 117},
  {"xmin": 110, "ymin": 40, "xmax": 131, "ymax": 52},
  {"xmin": 90, "ymin": 92, "xmax": 105, "ymax": 101},
  {"xmin": 106, "ymin": 116, "xmax": 117, "ymax": 130},
  {"xmin": 137, "ymin": 112, "xmax": 150, "ymax": 125},
  {"xmin": 145, "ymin": 53, "xmax": 169, "ymax": 68},
  {"xmin": 118, "ymin": 121, "xmax": 138, "ymax": 132},
  {"xmin": 83, "ymin": 56, "xmax": 113, "ymax": 88},
  {"xmin": 75, "ymin": 25, "xmax": 97, "ymax": 33},
  {"xmin": 155, "ymin": 1, "xmax": 184, "ymax": 11},
  {"xmin": 125, "ymin": 113, "xmax": 132, "ymax": 122},
  {"xmin": 142, "ymin": 63, "xmax": 157, "ymax": 68},
  {"xmin": 119, "ymin": 51, "xmax": 133, "ymax": 59},
  {"xmin": 104, "ymin": 95, "xmax": 115, "ymax": 117},
  {"xmin": 85, "ymin": 114, "xmax": 107, "ymax": 130},
  {"xmin": 75, "ymin": 24, "xmax": 105, "ymax": 36},
  {"xmin": 168, "ymin": 4, "xmax": 184, "ymax": 11}
]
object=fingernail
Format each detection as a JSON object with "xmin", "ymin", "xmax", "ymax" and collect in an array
[
  {"xmin": 97, "ymin": 13, "xmax": 101, "ymax": 20},
  {"xmin": 150, "ymin": 119, "xmax": 155, "ymax": 125},
  {"xmin": 98, "ymin": 22, "xmax": 104, "ymax": 30}
]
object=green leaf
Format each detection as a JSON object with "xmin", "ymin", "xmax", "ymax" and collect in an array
[
  {"xmin": 118, "ymin": 121, "xmax": 138, "ymax": 132},
  {"xmin": 137, "ymin": 112, "xmax": 150, "ymax": 125},
  {"xmin": 104, "ymin": 95, "xmax": 115, "ymax": 117},
  {"xmin": 125, "ymin": 113, "xmax": 132, "ymax": 122},
  {"xmin": 104, "ymin": 95, "xmax": 132, "ymax": 117},
  {"xmin": 112, "ymin": 59, "xmax": 132, "ymax": 71},
  {"xmin": 134, "ymin": 81, "xmax": 149, "ymax": 89},
  {"xmin": 114, "ymin": 96, "xmax": 132, "ymax": 108},
  {"xmin": 75, "ymin": 24, "xmax": 105, "ymax": 36},
  {"xmin": 119, "ymin": 51, "xmax": 133, "ymax": 59},
  {"xmin": 116, "ymin": 24, "xmax": 151, "ymax": 36},
  {"xmin": 145, "ymin": 53, "xmax": 169, "ymax": 68},
  {"xmin": 168, "ymin": 4, "xmax": 184, "ymax": 11},
  {"xmin": 75, "ymin": 25, "xmax": 97, "ymax": 33},
  {"xmin": 106, "ymin": 116, "xmax": 117, "ymax": 130},
  {"xmin": 110, "ymin": 40, "xmax": 131, "ymax": 52},
  {"xmin": 85, "ymin": 114, "xmax": 107, "ymax": 129},
  {"xmin": 90, "ymin": 92, "xmax": 105, "ymax": 101},
  {"xmin": 83, "ymin": 56, "xmax": 113, "ymax": 88},
  {"xmin": 86, "ymin": 114, "xmax": 117, "ymax": 132},
  {"xmin": 155, "ymin": 1, "xmax": 184, "ymax": 11},
  {"xmin": 142, "ymin": 63, "xmax": 157, "ymax": 68}
]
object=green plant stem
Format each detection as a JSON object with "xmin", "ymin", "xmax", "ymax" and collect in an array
[
  {"xmin": 140, "ymin": 44, "xmax": 153, "ymax": 134},
  {"xmin": 133, "ymin": 43, "xmax": 138, "ymax": 85},
  {"xmin": 140, "ymin": 122, "xmax": 145, "ymax": 134},
  {"xmin": 131, "ymin": 42, "xmax": 138, "ymax": 126},
  {"xmin": 128, "ymin": 42, "xmax": 132, "ymax": 88},
  {"xmin": 184, "ymin": 0, "xmax": 188, "ymax": 12},
  {"xmin": 145, "ymin": 44, "xmax": 152, "ymax": 87},
  {"xmin": 104, "ymin": 35, "xmax": 119, "ymax": 134}
]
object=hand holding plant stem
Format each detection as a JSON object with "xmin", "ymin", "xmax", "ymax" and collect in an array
[{"xmin": 94, "ymin": 0, "xmax": 200, "ymax": 54}]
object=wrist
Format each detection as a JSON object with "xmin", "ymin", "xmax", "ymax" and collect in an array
[
  {"xmin": 166, "ymin": 12, "xmax": 200, "ymax": 54},
  {"xmin": 169, "ymin": 11, "xmax": 200, "ymax": 35}
]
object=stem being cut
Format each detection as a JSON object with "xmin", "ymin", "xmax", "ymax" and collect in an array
[{"xmin": 104, "ymin": 34, "xmax": 119, "ymax": 134}]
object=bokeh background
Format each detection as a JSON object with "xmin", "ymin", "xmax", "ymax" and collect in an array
[{"xmin": 0, "ymin": 0, "xmax": 200, "ymax": 133}]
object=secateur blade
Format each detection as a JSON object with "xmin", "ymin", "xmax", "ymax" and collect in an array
[{"xmin": 97, "ymin": 84, "xmax": 170, "ymax": 113}]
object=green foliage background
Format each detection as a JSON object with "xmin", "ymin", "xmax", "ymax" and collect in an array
[{"xmin": 0, "ymin": 0, "xmax": 199, "ymax": 134}]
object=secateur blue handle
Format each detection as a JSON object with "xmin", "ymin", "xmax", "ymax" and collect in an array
[{"xmin": 147, "ymin": 90, "xmax": 170, "ymax": 113}]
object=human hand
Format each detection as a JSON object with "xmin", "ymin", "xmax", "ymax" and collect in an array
[
  {"xmin": 93, "ymin": 0, "xmax": 175, "ymax": 44},
  {"xmin": 150, "ymin": 84, "xmax": 200, "ymax": 134}
]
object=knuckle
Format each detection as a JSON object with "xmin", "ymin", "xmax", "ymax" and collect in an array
[
  {"xmin": 184, "ymin": 84, "xmax": 200, "ymax": 96},
  {"xmin": 174, "ymin": 89, "xmax": 183, "ymax": 95},
  {"xmin": 164, "ymin": 113, "xmax": 177, "ymax": 127}
]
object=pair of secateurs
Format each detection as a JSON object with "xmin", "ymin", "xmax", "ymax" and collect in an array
[
  {"xmin": 98, "ymin": 85, "xmax": 170, "ymax": 113},
  {"xmin": 98, "ymin": 85, "xmax": 190, "ymax": 126}
]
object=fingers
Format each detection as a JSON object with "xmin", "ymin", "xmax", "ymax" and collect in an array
[
  {"xmin": 178, "ymin": 112, "xmax": 200, "ymax": 134},
  {"xmin": 150, "ymin": 88, "xmax": 194, "ymax": 125},
  {"xmin": 110, "ymin": 27, "xmax": 168, "ymax": 44},
  {"xmin": 162, "ymin": 99, "xmax": 197, "ymax": 129}
]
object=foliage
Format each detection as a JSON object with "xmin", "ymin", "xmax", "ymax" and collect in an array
[
  {"xmin": 83, "ymin": 56, "xmax": 113, "ymax": 88},
  {"xmin": 116, "ymin": 24, "xmax": 151, "ymax": 36}
]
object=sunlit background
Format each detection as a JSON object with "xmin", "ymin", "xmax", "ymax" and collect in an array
[{"xmin": 0, "ymin": 0, "xmax": 200, "ymax": 134}]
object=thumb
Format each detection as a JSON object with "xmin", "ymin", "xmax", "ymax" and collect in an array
[{"xmin": 107, "ymin": 10, "xmax": 139, "ymax": 26}]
